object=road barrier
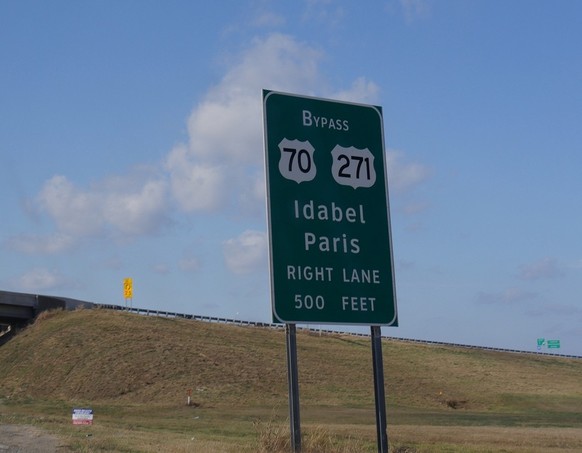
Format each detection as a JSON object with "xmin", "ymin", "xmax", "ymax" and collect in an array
[
  {"xmin": 4, "ymin": 291, "xmax": 577, "ymax": 359},
  {"xmin": 96, "ymin": 304, "xmax": 581, "ymax": 360}
]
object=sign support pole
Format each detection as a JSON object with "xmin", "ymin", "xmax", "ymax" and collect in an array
[
  {"xmin": 286, "ymin": 323, "xmax": 302, "ymax": 452},
  {"xmin": 371, "ymin": 325, "xmax": 389, "ymax": 453}
]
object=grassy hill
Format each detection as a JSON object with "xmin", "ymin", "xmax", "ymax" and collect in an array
[{"xmin": 0, "ymin": 308, "xmax": 581, "ymax": 452}]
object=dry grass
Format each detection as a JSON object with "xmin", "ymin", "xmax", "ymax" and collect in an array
[
  {"xmin": 254, "ymin": 419, "xmax": 372, "ymax": 453},
  {"xmin": 390, "ymin": 425, "xmax": 582, "ymax": 452},
  {"xmin": 1, "ymin": 308, "xmax": 581, "ymax": 452}
]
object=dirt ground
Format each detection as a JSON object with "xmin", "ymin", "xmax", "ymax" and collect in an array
[{"xmin": 0, "ymin": 424, "xmax": 61, "ymax": 452}]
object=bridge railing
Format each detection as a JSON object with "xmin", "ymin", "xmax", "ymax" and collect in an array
[
  {"xmin": 95, "ymin": 303, "xmax": 582, "ymax": 360},
  {"xmin": 4, "ymin": 291, "xmax": 576, "ymax": 359}
]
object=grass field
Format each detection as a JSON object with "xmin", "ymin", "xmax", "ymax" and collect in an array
[{"xmin": 1, "ymin": 308, "xmax": 581, "ymax": 452}]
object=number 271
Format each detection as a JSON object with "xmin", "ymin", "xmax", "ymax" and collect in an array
[{"xmin": 337, "ymin": 154, "xmax": 371, "ymax": 180}]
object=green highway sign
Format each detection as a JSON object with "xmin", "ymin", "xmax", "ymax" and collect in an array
[
  {"xmin": 547, "ymin": 339, "xmax": 561, "ymax": 349},
  {"xmin": 263, "ymin": 90, "xmax": 397, "ymax": 326},
  {"xmin": 537, "ymin": 338, "xmax": 561, "ymax": 350}
]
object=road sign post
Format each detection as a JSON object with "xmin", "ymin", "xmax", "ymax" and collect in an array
[
  {"xmin": 286, "ymin": 324, "xmax": 301, "ymax": 452},
  {"xmin": 371, "ymin": 325, "xmax": 389, "ymax": 453},
  {"xmin": 123, "ymin": 278, "xmax": 133, "ymax": 308},
  {"xmin": 263, "ymin": 90, "xmax": 397, "ymax": 326},
  {"xmin": 263, "ymin": 90, "xmax": 398, "ymax": 453}
]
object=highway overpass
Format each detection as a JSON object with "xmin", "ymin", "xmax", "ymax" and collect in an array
[{"xmin": 0, "ymin": 290, "xmax": 93, "ymax": 336}]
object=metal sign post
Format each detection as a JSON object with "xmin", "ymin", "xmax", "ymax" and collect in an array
[
  {"xmin": 286, "ymin": 324, "xmax": 302, "ymax": 452},
  {"xmin": 371, "ymin": 325, "xmax": 388, "ymax": 453}
]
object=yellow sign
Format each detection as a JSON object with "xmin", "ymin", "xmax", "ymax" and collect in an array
[{"xmin": 123, "ymin": 278, "xmax": 133, "ymax": 299}]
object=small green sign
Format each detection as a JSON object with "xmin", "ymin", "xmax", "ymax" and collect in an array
[
  {"xmin": 547, "ymin": 339, "xmax": 561, "ymax": 349},
  {"xmin": 263, "ymin": 90, "xmax": 397, "ymax": 326}
]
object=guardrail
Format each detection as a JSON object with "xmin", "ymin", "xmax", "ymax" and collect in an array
[{"xmin": 96, "ymin": 304, "xmax": 582, "ymax": 360}]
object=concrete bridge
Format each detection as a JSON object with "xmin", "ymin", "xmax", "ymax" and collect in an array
[{"xmin": 0, "ymin": 290, "xmax": 92, "ymax": 343}]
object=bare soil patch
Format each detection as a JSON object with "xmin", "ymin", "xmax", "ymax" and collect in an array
[{"xmin": 0, "ymin": 424, "xmax": 61, "ymax": 452}]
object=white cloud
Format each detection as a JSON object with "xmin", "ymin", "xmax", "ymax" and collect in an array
[
  {"xmin": 401, "ymin": 201, "xmax": 429, "ymax": 215},
  {"xmin": 104, "ymin": 179, "xmax": 169, "ymax": 236},
  {"xmin": 152, "ymin": 263, "xmax": 170, "ymax": 275},
  {"xmin": 33, "ymin": 172, "xmax": 170, "ymax": 244},
  {"xmin": 526, "ymin": 303, "xmax": 582, "ymax": 318},
  {"xmin": 386, "ymin": 150, "xmax": 432, "ymax": 221},
  {"xmin": 6, "ymin": 233, "xmax": 75, "ymax": 254},
  {"xmin": 399, "ymin": 0, "xmax": 431, "ymax": 22},
  {"xmin": 179, "ymin": 256, "xmax": 201, "ymax": 273},
  {"xmin": 166, "ymin": 33, "xmax": 326, "ymax": 214},
  {"xmin": 14, "ymin": 268, "xmax": 70, "ymax": 292},
  {"xmin": 254, "ymin": 11, "xmax": 285, "ymax": 28},
  {"xmin": 37, "ymin": 175, "xmax": 104, "ymax": 236},
  {"xmin": 476, "ymin": 287, "xmax": 538, "ymax": 305},
  {"xmin": 518, "ymin": 257, "xmax": 564, "ymax": 281},
  {"xmin": 229, "ymin": 34, "xmax": 323, "ymax": 96},
  {"xmin": 237, "ymin": 170, "xmax": 266, "ymax": 217},
  {"xmin": 387, "ymin": 150, "xmax": 431, "ymax": 193},
  {"xmin": 166, "ymin": 145, "xmax": 227, "ymax": 212},
  {"xmin": 187, "ymin": 34, "xmax": 323, "ymax": 164},
  {"xmin": 332, "ymin": 77, "xmax": 380, "ymax": 104},
  {"xmin": 187, "ymin": 95, "xmax": 262, "ymax": 164},
  {"xmin": 223, "ymin": 230, "xmax": 267, "ymax": 274},
  {"xmin": 302, "ymin": 0, "xmax": 345, "ymax": 26}
]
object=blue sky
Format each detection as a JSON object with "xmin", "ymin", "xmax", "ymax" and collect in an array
[{"xmin": 1, "ymin": 0, "xmax": 581, "ymax": 355}]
